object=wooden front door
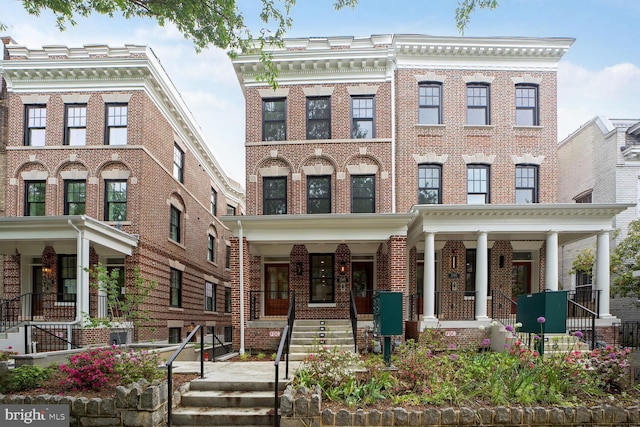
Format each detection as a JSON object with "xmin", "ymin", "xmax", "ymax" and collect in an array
[
  {"xmin": 264, "ymin": 264, "xmax": 289, "ymax": 316},
  {"xmin": 32, "ymin": 266, "xmax": 44, "ymax": 317},
  {"xmin": 511, "ymin": 262, "xmax": 531, "ymax": 313},
  {"xmin": 352, "ymin": 261, "xmax": 373, "ymax": 314}
]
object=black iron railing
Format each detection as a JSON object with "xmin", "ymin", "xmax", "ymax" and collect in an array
[
  {"xmin": 249, "ymin": 290, "xmax": 294, "ymax": 320},
  {"xmin": 567, "ymin": 287, "xmax": 600, "ymax": 318},
  {"xmin": 166, "ymin": 325, "xmax": 205, "ymax": 427},
  {"xmin": 0, "ymin": 293, "xmax": 77, "ymax": 333},
  {"xmin": 567, "ymin": 299, "xmax": 598, "ymax": 350},
  {"xmin": 273, "ymin": 292, "xmax": 295, "ymax": 427},
  {"xmin": 349, "ymin": 290, "xmax": 358, "ymax": 352},
  {"xmin": 31, "ymin": 324, "xmax": 81, "ymax": 352},
  {"xmin": 406, "ymin": 293, "xmax": 420, "ymax": 321},
  {"xmin": 620, "ymin": 322, "xmax": 640, "ymax": 349},
  {"xmin": 435, "ymin": 290, "xmax": 476, "ymax": 320},
  {"xmin": 490, "ymin": 289, "xmax": 517, "ymax": 329}
]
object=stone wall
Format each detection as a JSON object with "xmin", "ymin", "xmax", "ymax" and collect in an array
[{"xmin": 280, "ymin": 385, "xmax": 640, "ymax": 426}]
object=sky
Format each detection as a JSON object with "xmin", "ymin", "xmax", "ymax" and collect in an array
[{"xmin": 2, "ymin": 0, "xmax": 639, "ymax": 184}]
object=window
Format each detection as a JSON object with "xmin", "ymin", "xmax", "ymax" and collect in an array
[
  {"xmin": 211, "ymin": 187, "xmax": 217, "ymax": 216},
  {"xmin": 262, "ymin": 98, "xmax": 286, "ymax": 141},
  {"xmin": 106, "ymin": 103, "xmax": 128, "ymax": 145},
  {"xmin": 226, "ymin": 204, "xmax": 236, "ymax": 215},
  {"xmin": 224, "ymin": 287, "xmax": 231, "ymax": 312},
  {"xmin": 225, "ymin": 245, "xmax": 231, "ymax": 269},
  {"xmin": 64, "ymin": 180, "xmax": 86, "ymax": 215},
  {"xmin": 25, "ymin": 181, "xmax": 46, "ymax": 216},
  {"xmin": 515, "ymin": 165, "xmax": 538, "ymax": 204},
  {"xmin": 58, "ymin": 255, "xmax": 77, "ymax": 302},
  {"xmin": 306, "ymin": 96, "xmax": 331, "ymax": 139},
  {"xmin": 465, "ymin": 249, "xmax": 491, "ymax": 296},
  {"xmin": 515, "ymin": 84, "xmax": 539, "ymax": 126},
  {"xmin": 64, "ymin": 104, "xmax": 87, "ymax": 146},
  {"xmin": 576, "ymin": 270, "xmax": 592, "ymax": 287},
  {"xmin": 351, "ymin": 175, "xmax": 375, "ymax": 213},
  {"xmin": 170, "ymin": 205, "xmax": 181, "ymax": 242},
  {"xmin": 310, "ymin": 254, "xmax": 334, "ymax": 303},
  {"xmin": 25, "ymin": 105, "xmax": 46, "ymax": 146},
  {"xmin": 466, "ymin": 84, "xmax": 490, "ymax": 125},
  {"xmin": 170, "ymin": 268, "xmax": 182, "ymax": 307},
  {"xmin": 104, "ymin": 180, "xmax": 127, "ymax": 221},
  {"xmin": 467, "ymin": 165, "xmax": 490, "ymax": 204},
  {"xmin": 307, "ymin": 175, "xmax": 331, "ymax": 214},
  {"xmin": 173, "ymin": 143, "xmax": 184, "ymax": 183},
  {"xmin": 418, "ymin": 82, "xmax": 442, "ymax": 124},
  {"xmin": 351, "ymin": 96, "xmax": 374, "ymax": 138},
  {"xmin": 418, "ymin": 164, "xmax": 442, "ymax": 204},
  {"xmin": 168, "ymin": 327, "xmax": 181, "ymax": 344},
  {"xmin": 575, "ymin": 192, "xmax": 592, "ymax": 204},
  {"xmin": 105, "ymin": 258, "xmax": 126, "ymax": 316},
  {"xmin": 263, "ymin": 176, "xmax": 287, "ymax": 215},
  {"xmin": 208, "ymin": 234, "xmax": 216, "ymax": 262},
  {"xmin": 205, "ymin": 281, "xmax": 216, "ymax": 311}
]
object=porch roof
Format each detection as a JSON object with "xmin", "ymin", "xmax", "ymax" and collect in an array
[{"xmin": 0, "ymin": 215, "xmax": 139, "ymax": 256}]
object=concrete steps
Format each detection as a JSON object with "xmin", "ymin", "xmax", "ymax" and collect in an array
[{"xmin": 289, "ymin": 319, "xmax": 355, "ymax": 361}]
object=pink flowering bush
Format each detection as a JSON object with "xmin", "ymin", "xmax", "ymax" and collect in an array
[
  {"xmin": 0, "ymin": 346, "xmax": 17, "ymax": 361},
  {"xmin": 296, "ymin": 345, "xmax": 362, "ymax": 391},
  {"xmin": 586, "ymin": 346, "xmax": 631, "ymax": 391}
]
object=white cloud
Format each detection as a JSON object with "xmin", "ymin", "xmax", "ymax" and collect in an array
[{"xmin": 558, "ymin": 61, "xmax": 640, "ymax": 141}]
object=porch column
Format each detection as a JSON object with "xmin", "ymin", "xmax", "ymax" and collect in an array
[
  {"xmin": 475, "ymin": 231, "xmax": 489, "ymax": 320},
  {"xmin": 545, "ymin": 231, "xmax": 559, "ymax": 291},
  {"xmin": 78, "ymin": 235, "xmax": 91, "ymax": 319},
  {"xmin": 596, "ymin": 230, "xmax": 611, "ymax": 317},
  {"xmin": 422, "ymin": 232, "xmax": 436, "ymax": 320}
]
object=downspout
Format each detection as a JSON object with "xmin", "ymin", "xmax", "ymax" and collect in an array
[
  {"xmin": 390, "ymin": 54, "xmax": 397, "ymax": 213},
  {"xmin": 68, "ymin": 219, "xmax": 84, "ymax": 324},
  {"xmin": 237, "ymin": 220, "xmax": 245, "ymax": 354}
]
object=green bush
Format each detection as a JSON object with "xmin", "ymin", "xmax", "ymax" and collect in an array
[{"xmin": 0, "ymin": 365, "xmax": 55, "ymax": 393}]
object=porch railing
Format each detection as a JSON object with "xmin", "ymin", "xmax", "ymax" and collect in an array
[
  {"xmin": 567, "ymin": 299, "xmax": 599, "ymax": 350},
  {"xmin": 249, "ymin": 290, "xmax": 294, "ymax": 320},
  {"xmin": 349, "ymin": 290, "xmax": 358, "ymax": 352},
  {"xmin": 0, "ymin": 293, "xmax": 77, "ymax": 333},
  {"xmin": 567, "ymin": 287, "xmax": 600, "ymax": 318},
  {"xmin": 273, "ymin": 291, "xmax": 295, "ymax": 427},
  {"xmin": 435, "ymin": 291, "xmax": 476, "ymax": 320},
  {"xmin": 490, "ymin": 289, "xmax": 517, "ymax": 329},
  {"xmin": 31, "ymin": 324, "xmax": 81, "ymax": 352}
]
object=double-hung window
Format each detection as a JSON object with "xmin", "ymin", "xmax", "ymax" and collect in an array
[
  {"xmin": 208, "ymin": 234, "xmax": 216, "ymax": 262},
  {"xmin": 515, "ymin": 165, "xmax": 538, "ymax": 204},
  {"xmin": 104, "ymin": 180, "xmax": 127, "ymax": 221},
  {"xmin": 351, "ymin": 96, "xmax": 374, "ymax": 138},
  {"xmin": 170, "ymin": 205, "xmax": 181, "ymax": 243},
  {"xmin": 418, "ymin": 82, "xmax": 442, "ymax": 124},
  {"xmin": 515, "ymin": 84, "xmax": 539, "ymax": 126},
  {"xmin": 64, "ymin": 104, "xmax": 87, "ymax": 146},
  {"xmin": 58, "ymin": 255, "xmax": 77, "ymax": 302},
  {"xmin": 64, "ymin": 180, "xmax": 86, "ymax": 215},
  {"xmin": 306, "ymin": 96, "xmax": 331, "ymax": 139},
  {"xmin": 307, "ymin": 175, "xmax": 331, "ymax": 214},
  {"xmin": 106, "ymin": 103, "xmax": 128, "ymax": 145},
  {"xmin": 173, "ymin": 143, "xmax": 184, "ymax": 183},
  {"xmin": 467, "ymin": 165, "xmax": 490, "ymax": 204},
  {"xmin": 418, "ymin": 164, "xmax": 442, "ymax": 204},
  {"xmin": 263, "ymin": 98, "xmax": 286, "ymax": 141},
  {"xmin": 170, "ymin": 268, "xmax": 182, "ymax": 307},
  {"xmin": 466, "ymin": 84, "xmax": 490, "ymax": 125},
  {"xmin": 25, "ymin": 105, "xmax": 46, "ymax": 146},
  {"xmin": 25, "ymin": 181, "xmax": 46, "ymax": 216},
  {"xmin": 351, "ymin": 175, "xmax": 375, "ymax": 213},
  {"xmin": 225, "ymin": 245, "xmax": 231, "ymax": 270},
  {"xmin": 205, "ymin": 281, "xmax": 216, "ymax": 311},
  {"xmin": 263, "ymin": 176, "xmax": 287, "ymax": 215}
]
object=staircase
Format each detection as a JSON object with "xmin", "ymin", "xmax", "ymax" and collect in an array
[
  {"xmin": 170, "ymin": 367, "xmax": 286, "ymax": 426},
  {"xmin": 289, "ymin": 319, "xmax": 355, "ymax": 361}
]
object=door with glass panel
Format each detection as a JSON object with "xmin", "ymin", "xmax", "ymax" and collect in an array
[
  {"xmin": 264, "ymin": 264, "xmax": 289, "ymax": 316},
  {"xmin": 352, "ymin": 261, "xmax": 373, "ymax": 314},
  {"xmin": 511, "ymin": 261, "xmax": 531, "ymax": 314}
]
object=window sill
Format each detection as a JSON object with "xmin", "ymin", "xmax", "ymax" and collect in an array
[
  {"xmin": 208, "ymin": 260, "xmax": 218, "ymax": 267},
  {"xmin": 463, "ymin": 125, "xmax": 494, "ymax": 130},
  {"xmin": 513, "ymin": 125, "xmax": 543, "ymax": 130},
  {"xmin": 168, "ymin": 238, "xmax": 186, "ymax": 249},
  {"xmin": 105, "ymin": 221, "xmax": 132, "ymax": 226},
  {"xmin": 415, "ymin": 124, "xmax": 446, "ymax": 128},
  {"xmin": 168, "ymin": 307, "xmax": 184, "ymax": 312},
  {"xmin": 308, "ymin": 302, "xmax": 336, "ymax": 308}
]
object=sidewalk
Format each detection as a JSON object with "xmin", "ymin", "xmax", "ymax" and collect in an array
[{"xmin": 170, "ymin": 360, "xmax": 302, "ymax": 382}]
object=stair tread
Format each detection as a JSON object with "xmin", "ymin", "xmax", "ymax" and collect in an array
[
  {"xmin": 173, "ymin": 407, "xmax": 274, "ymax": 415},
  {"xmin": 182, "ymin": 390, "xmax": 274, "ymax": 397}
]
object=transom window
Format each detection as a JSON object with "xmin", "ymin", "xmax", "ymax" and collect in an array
[
  {"xmin": 263, "ymin": 98, "xmax": 286, "ymax": 141},
  {"xmin": 170, "ymin": 205, "xmax": 181, "ymax": 242},
  {"xmin": 170, "ymin": 268, "xmax": 182, "ymax": 307},
  {"xmin": 515, "ymin": 165, "xmax": 538, "ymax": 204},
  {"xmin": 351, "ymin": 175, "xmax": 375, "ymax": 213},
  {"xmin": 58, "ymin": 255, "xmax": 77, "ymax": 302},
  {"xmin": 307, "ymin": 175, "xmax": 331, "ymax": 214},
  {"xmin": 25, "ymin": 105, "xmax": 46, "ymax": 146},
  {"xmin": 310, "ymin": 254, "xmax": 334, "ymax": 303},
  {"xmin": 515, "ymin": 84, "xmax": 539, "ymax": 126},
  {"xmin": 467, "ymin": 165, "xmax": 490, "ymax": 204},
  {"xmin": 173, "ymin": 143, "xmax": 184, "ymax": 183},
  {"xmin": 263, "ymin": 176, "xmax": 287, "ymax": 215},
  {"xmin": 64, "ymin": 180, "xmax": 86, "ymax": 215},
  {"xmin": 104, "ymin": 180, "xmax": 127, "ymax": 221},
  {"xmin": 307, "ymin": 97, "xmax": 331, "ymax": 139},
  {"xmin": 418, "ymin": 82, "xmax": 442, "ymax": 125},
  {"xmin": 466, "ymin": 84, "xmax": 490, "ymax": 125},
  {"xmin": 351, "ymin": 96, "xmax": 374, "ymax": 138},
  {"xmin": 64, "ymin": 104, "xmax": 87, "ymax": 146},
  {"xmin": 25, "ymin": 181, "xmax": 46, "ymax": 216},
  {"xmin": 106, "ymin": 103, "xmax": 128, "ymax": 145},
  {"xmin": 418, "ymin": 164, "xmax": 442, "ymax": 204}
]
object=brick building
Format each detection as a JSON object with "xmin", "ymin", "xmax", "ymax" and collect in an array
[
  {"xmin": 558, "ymin": 116, "xmax": 640, "ymax": 322},
  {"xmin": 223, "ymin": 34, "xmax": 631, "ymax": 352},
  {"xmin": 0, "ymin": 41, "xmax": 245, "ymax": 352}
]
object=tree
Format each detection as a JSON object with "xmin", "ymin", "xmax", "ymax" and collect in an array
[
  {"xmin": 3, "ymin": 1, "xmax": 498, "ymax": 86},
  {"xmin": 610, "ymin": 220, "xmax": 640, "ymax": 297}
]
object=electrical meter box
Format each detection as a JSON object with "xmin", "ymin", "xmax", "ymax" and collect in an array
[
  {"xmin": 373, "ymin": 291, "xmax": 403, "ymax": 336},
  {"xmin": 516, "ymin": 291, "xmax": 568, "ymax": 334}
]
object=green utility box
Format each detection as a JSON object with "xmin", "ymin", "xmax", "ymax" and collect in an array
[
  {"xmin": 516, "ymin": 291, "xmax": 568, "ymax": 334},
  {"xmin": 373, "ymin": 291, "xmax": 403, "ymax": 336}
]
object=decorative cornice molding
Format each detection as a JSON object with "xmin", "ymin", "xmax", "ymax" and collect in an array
[
  {"xmin": 462, "ymin": 153, "xmax": 496, "ymax": 164},
  {"xmin": 413, "ymin": 153, "xmax": 449, "ymax": 164},
  {"xmin": 511, "ymin": 153, "xmax": 545, "ymax": 165}
]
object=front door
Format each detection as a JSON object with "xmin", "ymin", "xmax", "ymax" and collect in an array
[
  {"xmin": 511, "ymin": 262, "xmax": 531, "ymax": 313},
  {"xmin": 352, "ymin": 261, "xmax": 373, "ymax": 314},
  {"xmin": 32, "ymin": 266, "xmax": 44, "ymax": 317},
  {"xmin": 264, "ymin": 264, "xmax": 289, "ymax": 316}
]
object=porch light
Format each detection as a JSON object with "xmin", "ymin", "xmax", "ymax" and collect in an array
[
  {"xmin": 295, "ymin": 262, "xmax": 303, "ymax": 276},
  {"xmin": 339, "ymin": 261, "xmax": 346, "ymax": 275},
  {"xmin": 42, "ymin": 263, "xmax": 52, "ymax": 277}
]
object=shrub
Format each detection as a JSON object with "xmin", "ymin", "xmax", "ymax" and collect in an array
[
  {"xmin": 295, "ymin": 346, "xmax": 362, "ymax": 392},
  {"xmin": 115, "ymin": 348, "xmax": 163, "ymax": 385},
  {"xmin": 0, "ymin": 365, "xmax": 55, "ymax": 393},
  {"xmin": 60, "ymin": 347, "xmax": 117, "ymax": 391}
]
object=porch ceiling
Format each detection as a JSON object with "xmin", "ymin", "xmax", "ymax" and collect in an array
[{"xmin": 0, "ymin": 215, "xmax": 139, "ymax": 256}]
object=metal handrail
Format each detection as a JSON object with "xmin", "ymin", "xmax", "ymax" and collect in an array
[
  {"xmin": 567, "ymin": 299, "xmax": 598, "ymax": 350},
  {"xmin": 166, "ymin": 325, "xmax": 204, "ymax": 427},
  {"xmin": 349, "ymin": 290, "xmax": 358, "ymax": 352},
  {"xmin": 273, "ymin": 292, "xmax": 295, "ymax": 427},
  {"xmin": 490, "ymin": 289, "xmax": 517, "ymax": 329}
]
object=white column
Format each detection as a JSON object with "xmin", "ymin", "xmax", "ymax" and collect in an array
[
  {"xmin": 545, "ymin": 231, "xmax": 559, "ymax": 291},
  {"xmin": 423, "ymin": 232, "xmax": 436, "ymax": 320},
  {"xmin": 596, "ymin": 230, "xmax": 611, "ymax": 317},
  {"xmin": 475, "ymin": 231, "xmax": 489, "ymax": 320},
  {"xmin": 78, "ymin": 234, "xmax": 91, "ymax": 323}
]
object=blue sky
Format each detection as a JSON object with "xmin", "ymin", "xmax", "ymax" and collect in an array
[{"xmin": 2, "ymin": 0, "xmax": 639, "ymax": 183}]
